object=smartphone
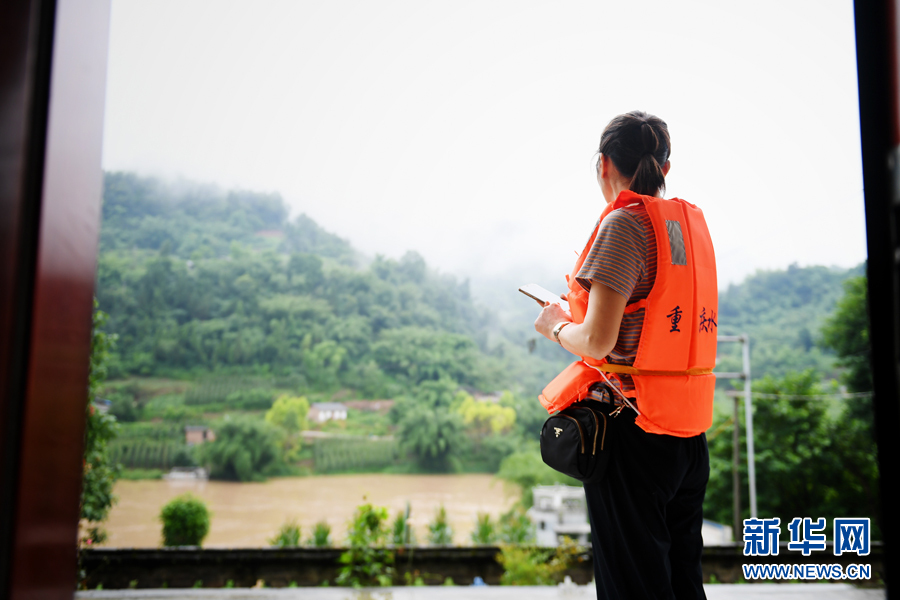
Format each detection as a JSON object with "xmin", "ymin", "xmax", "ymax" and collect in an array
[{"xmin": 518, "ymin": 283, "xmax": 570, "ymax": 312}]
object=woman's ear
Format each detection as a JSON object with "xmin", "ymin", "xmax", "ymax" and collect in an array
[
  {"xmin": 597, "ymin": 153, "xmax": 611, "ymax": 179},
  {"xmin": 662, "ymin": 160, "xmax": 671, "ymax": 176}
]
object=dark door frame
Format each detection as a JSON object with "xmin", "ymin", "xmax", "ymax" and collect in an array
[
  {"xmin": 854, "ymin": 0, "xmax": 900, "ymax": 591},
  {"xmin": 0, "ymin": 0, "xmax": 111, "ymax": 597}
]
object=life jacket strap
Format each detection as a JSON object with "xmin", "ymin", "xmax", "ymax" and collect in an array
[
  {"xmin": 598, "ymin": 364, "xmax": 714, "ymax": 377},
  {"xmin": 623, "ymin": 299, "xmax": 648, "ymax": 314}
]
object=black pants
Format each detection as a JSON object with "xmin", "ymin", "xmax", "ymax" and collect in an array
[{"xmin": 583, "ymin": 410, "xmax": 709, "ymax": 599}]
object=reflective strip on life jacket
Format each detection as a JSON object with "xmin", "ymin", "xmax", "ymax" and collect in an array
[{"xmin": 598, "ymin": 364, "xmax": 714, "ymax": 377}]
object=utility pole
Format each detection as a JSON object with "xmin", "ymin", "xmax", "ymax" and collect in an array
[{"xmin": 717, "ymin": 334, "xmax": 757, "ymax": 542}]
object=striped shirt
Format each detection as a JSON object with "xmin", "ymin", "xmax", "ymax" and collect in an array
[{"xmin": 575, "ymin": 203, "xmax": 657, "ymax": 405}]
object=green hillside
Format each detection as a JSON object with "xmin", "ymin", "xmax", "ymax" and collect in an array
[
  {"xmin": 715, "ymin": 263, "xmax": 864, "ymax": 382},
  {"xmin": 97, "ymin": 172, "xmax": 566, "ymax": 398}
]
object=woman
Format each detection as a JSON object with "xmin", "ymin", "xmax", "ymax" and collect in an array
[{"xmin": 534, "ymin": 111, "xmax": 717, "ymax": 599}]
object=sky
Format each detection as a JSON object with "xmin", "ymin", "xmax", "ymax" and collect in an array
[{"xmin": 101, "ymin": 0, "xmax": 865, "ymax": 296}]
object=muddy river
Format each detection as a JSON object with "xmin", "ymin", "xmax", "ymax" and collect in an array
[{"xmin": 102, "ymin": 474, "xmax": 519, "ymax": 548}]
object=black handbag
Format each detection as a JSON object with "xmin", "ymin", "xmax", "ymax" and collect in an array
[{"xmin": 540, "ymin": 400, "xmax": 617, "ymax": 484}]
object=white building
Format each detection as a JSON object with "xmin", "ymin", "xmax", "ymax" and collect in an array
[
  {"xmin": 528, "ymin": 484, "xmax": 592, "ymax": 547},
  {"xmin": 308, "ymin": 402, "xmax": 348, "ymax": 423},
  {"xmin": 528, "ymin": 484, "xmax": 733, "ymax": 547},
  {"xmin": 701, "ymin": 519, "xmax": 734, "ymax": 545}
]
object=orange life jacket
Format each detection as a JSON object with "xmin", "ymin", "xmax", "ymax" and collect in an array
[{"xmin": 538, "ymin": 190, "xmax": 718, "ymax": 438}]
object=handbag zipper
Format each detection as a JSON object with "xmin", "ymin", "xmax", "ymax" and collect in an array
[
  {"xmin": 588, "ymin": 409, "xmax": 600, "ymax": 455},
  {"xmin": 558, "ymin": 414, "xmax": 586, "ymax": 454},
  {"xmin": 597, "ymin": 411, "xmax": 607, "ymax": 452},
  {"xmin": 579, "ymin": 407, "xmax": 608, "ymax": 455}
]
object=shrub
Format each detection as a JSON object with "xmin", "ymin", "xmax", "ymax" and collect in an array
[
  {"xmin": 160, "ymin": 494, "xmax": 210, "ymax": 547},
  {"xmin": 498, "ymin": 507, "xmax": 535, "ymax": 545},
  {"xmin": 309, "ymin": 520, "xmax": 332, "ymax": 548},
  {"xmin": 498, "ymin": 537, "xmax": 582, "ymax": 585},
  {"xmin": 336, "ymin": 503, "xmax": 393, "ymax": 587},
  {"xmin": 269, "ymin": 520, "xmax": 301, "ymax": 547},
  {"xmin": 426, "ymin": 505, "xmax": 453, "ymax": 546},
  {"xmin": 470, "ymin": 512, "xmax": 497, "ymax": 545},
  {"xmin": 497, "ymin": 546, "xmax": 564, "ymax": 585},
  {"xmin": 391, "ymin": 506, "xmax": 415, "ymax": 546}
]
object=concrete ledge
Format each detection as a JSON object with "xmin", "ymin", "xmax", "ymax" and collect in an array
[
  {"xmin": 81, "ymin": 543, "xmax": 884, "ymax": 589},
  {"xmin": 74, "ymin": 584, "xmax": 887, "ymax": 600}
]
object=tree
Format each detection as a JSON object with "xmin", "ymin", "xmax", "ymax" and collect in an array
[
  {"xmin": 80, "ymin": 301, "xmax": 120, "ymax": 543},
  {"xmin": 819, "ymin": 274, "xmax": 880, "ymax": 533},
  {"xmin": 500, "ymin": 390, "xmax": 546, "ymax": 441},
  {"xmin": 265, "ymin": 395, "xmax": 310, "ymax": 433},
  {"xmin": 456, "ymin": 393, "xmax": 515, "ymax": 435},
  {"xmin": 195, "ymin": 416, "xmax": 280, "ymax": 481},
  {"xmin": 704, "ymin": 370, "xmax": 881, "ymax": 538},
  {"xmin": 395, "ymin": 380, "xmax": 467, "ymax": 472},
  {"xmin": 821, "ymin": 275, "xmax": 872, "ymax": 394},
  {"xmin": 265, "ymin": 395, "xmax": 310, "ymax": 463}
]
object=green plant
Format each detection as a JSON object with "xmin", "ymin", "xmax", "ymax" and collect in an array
[
  {"xmin": 336, "ymin": 503, "xmax": 393, "ymax": 587},
  {"xmin": 470, "ymin": 512, "xmax": 497, "ymax": 545},
  {"xmin": 391, "ymin": 504, "xmax": 414, "ymax": 546},
  {"xmin": 497, "ymin": 544, "xmax": 572, "ymax": 585},
  {"xmin": 426, "ymin": 505, "xmax": 453, "ymax": 546},
  {"xmin": 309, "ymin": 520, "xmax": 332, "ymax": 548},
  {"xmin": 498, "ymin": 507, "xmax": 534, "ymax": 545},
  {"xmin": 224, "ymin": 580, "xmax": 234, "ymax": 588},
  {"xmin": 192, "ymin": 580, "xmax": 203, "ymax": 588},
  {"xmin": 80, "ymin": 526, "xmax": 108, "ymax": 548},
  {"xmin": 159, "ymin": 494, "xmax": 210, "ymax": 547},
  {"xmin": 269, "ymin": 520, "xmax": 301, "ymax": 547},
  {"xmin": 81, "ymin": 302, "xmax": 120, "ymax": 527}
]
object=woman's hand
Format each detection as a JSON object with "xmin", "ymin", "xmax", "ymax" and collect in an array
[{"xmin": 534, "ymin": 302, "xmax": 572, "ymax": 342}]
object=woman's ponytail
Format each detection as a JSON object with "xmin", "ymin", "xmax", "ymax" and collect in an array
[
  {"xmin": 597, "ymin": 111, "xmax": 670, "ymax": 196},
  {"xmin": 630, "ymin": 153, "xmax": 667, "ymax": 196}
]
